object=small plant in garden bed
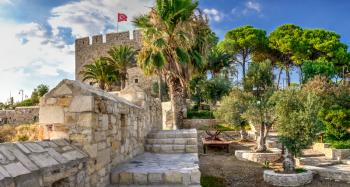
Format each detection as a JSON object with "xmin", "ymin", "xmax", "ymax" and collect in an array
[
  {"xmin": 200, "ymin": 175, "xmax": 225, "ymax": 187},
  {"xmin": 187, "ymin": 109, "xmax": 214, "ymax": 119},
  {"xmin": 328, "ymin": 140, "xmax": 350, "ymax": 149},
  {"xmin": 295, "ymin": 168, "xmax": 307, "ymax": 173}
]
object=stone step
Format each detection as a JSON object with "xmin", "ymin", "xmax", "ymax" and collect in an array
[
  {"xmin": 110, "ymin": 153, "xmax": 200, "ymax": 186},
  {"xmin": 301, "ymin": 149, "xmax": 325, "ymax": 157},
  {"xmin": 108, "ymin": 185, "xmax": 201, "ymax": 187},
  {"xmin": 145, "ymin": 144, "xmax": 198, "ymax": 153},
  {"xmin": 296, "ymin": 157, "xmax": 340, "ymax": 167},
  {"xmin": 146, "ymin": 138, "xmax": 197, "ymax": 145},
  {"xmin": 147, "ymin": 129, "xmax": 197, "ymax": 139}
]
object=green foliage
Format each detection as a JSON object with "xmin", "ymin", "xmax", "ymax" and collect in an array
[
  {"xmin": 15, "ymin": 99, "xmax": 34, "ymax": 107},
  {"xmin": 31, "ymin": 84, "xmax": 49, "ymax": 104},
  {"xmin": 328, "ymin": 140, "xmax": 350, "ymax": 149},
  {"xmin": 302, "ymin": 60, "xmax": 336, "ymax": 82},
  {"xmin": 188, "ymin": 74, "xmax": 206, "ymax": 109},
  {"xmin": 187, "ymin": 109, "xmax": 213, "ymax": 119},
  {"xmin": 103, "ymin": 45, "xmax": 136, "ymax": 88},
  {"xmin": 200, "ymin": 176, "xmax": 225, "ymax": 187},
  {"xmin": 319, "ymin": 105, "xmax": 350, "ymax": 141},
  {"xmin": 80, "ymin": 58, "xmax": 118, "ymax": 90},
  {"xmin": 219, "ymin": 25, "xmax": 268, "ymax": 78},
  {"xmin": 271, "ymin": 87, "xmax": 323, "ymax": 156},
  {"xmin": 214, "ymin": 89, "xmax": 250, "ymax": 128},
  {"xmin": 206, "ymin": 47, "xmax": 232, "ymax": 76},
  {"xmin": 200, "ymin": 76, "xmax": 232, "ymax": 106},
  {"xmin": 244, "ymin": 60, "xmax": 274, "ymax": 93},
  {"xmin": 295, "ymin": 168, "xmax": 307, "ymax": 173}
]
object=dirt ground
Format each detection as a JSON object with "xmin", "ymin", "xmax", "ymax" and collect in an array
[{"xmin": 198, "ymin": 131, "xmax": 350, "ymax": 187}]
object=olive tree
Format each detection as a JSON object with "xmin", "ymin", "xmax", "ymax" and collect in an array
[
  {"xmin": 271, "ymin": 87, "xmax": 323, "ymax": 173},
  {"xmin": 242, "ymin": 60, "xmax": 276, "ymax": 152},
  {"xmin": 214, "ymin": 89, "xmax": 251, "ymax": 140}
]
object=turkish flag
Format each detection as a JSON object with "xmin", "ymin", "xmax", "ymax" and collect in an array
[{"xmin": 117, "ymin": 13, "xmax": 127, "ymax": 22}]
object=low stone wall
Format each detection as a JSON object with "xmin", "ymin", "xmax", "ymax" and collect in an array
[
  {"xmin": 263, "ymin": 170, "xmax": 313, "ymax": 186},
  {"xmin": 0, "ymin": 106, "xmax": 39, "ymax": 125},
  {"xmin": 183, "ymin": 119, "xmax": 218, "ymax": 129},
  {"xmin": 0, "ymin": 139, "xmax": 88, "ymax": 187},
  {"xmin": 235, "ymin": 149, "xmax": 281, "ymax": 163},
  {"xmin": 304, "ymin": 165, "xmax": 350, "ymax": 183},
  {"xmin": 313, "ymin": 143, "xmax": 350, "ymax": 159},
  {"xmin": 39, "ymin": 79, "xmax": 162, "ymax": 187}
]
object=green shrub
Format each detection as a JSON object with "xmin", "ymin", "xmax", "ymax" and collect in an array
[
  {"xmin": 200, "ymin": 176, "xmax": 225, "ymax": 187},
  {"xmin": 187, "ymin": 109, "xmax": 213, "ymax": 119},
  {"xmin": 329, "ymin": 140, "xmax": 350, "ymax": 149},
  {"xmin": 319, "ymin": 105, "xmax": 350, "ymax": 141},
  {"xmin": 295, "ymin": 168, "xmax": 307, "ymax": 173}
]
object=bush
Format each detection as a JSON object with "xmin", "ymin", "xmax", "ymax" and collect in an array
[
  {"xmin": 329, "ymin": 140, "xmax": 350, "ymax": 149},
  {"xmin": 319, "ymin": 105, "xmax": 350, "ymax": 141},
  {"xmin": 200, "ymin": 176, "xmax": 225, "ymax": 187},
  {"xmin": 0, "ymin": 124, "xmax": 40, "ymax": 143},
  {"xmin": 187, "ymin": 109, "xmax": 213, "ymax": 119}
]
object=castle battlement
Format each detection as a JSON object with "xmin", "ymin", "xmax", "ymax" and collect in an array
[{"xmin": 75, "ymin": 30, "xmax": 141, "ymax": 50}]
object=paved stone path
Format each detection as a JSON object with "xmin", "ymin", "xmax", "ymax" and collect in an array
[{"xmin": 110, "ymin": 129, "xmax": 201, "ymax": 186}]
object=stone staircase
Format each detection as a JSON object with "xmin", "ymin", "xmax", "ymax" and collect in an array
[
  {"xmin": 145, "ymin": 129, "xmax": 198, "ymax": 153},
  {"xmin": 110, "ymin": 129, "xmax": 201, "ymax": 186}
]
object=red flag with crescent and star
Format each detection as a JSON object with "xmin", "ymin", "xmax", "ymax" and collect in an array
[{"xmin": 117, "ymin": 13, "xmax": 127, "ymax": 22}]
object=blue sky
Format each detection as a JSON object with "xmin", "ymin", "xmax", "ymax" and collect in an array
[{"xmin": 0, "ymin": 0, "xmax": 349, "ymax": 102}]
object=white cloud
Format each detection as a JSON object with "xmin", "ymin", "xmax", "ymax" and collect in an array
[
  {"xmin": 48, "ymin": 0, "xmax": 154, "ymax": 38},
  {"xmin": 203, "ymin": 8, "xmax": 223, "ymax": 22},
  {"xmin": 245, "ymin": 1, "xmax": 261, "ymax": 13},
  {"xmin": 0, "ymin": 0, "xmax": 12, "ymax": 5},
  {"xmin": 0, "ymin": 21, "xmax": 74, "ymax": 102},
  {"xmin": 0, "ymin": 0, "xmax": 154, "ymax": 102}
]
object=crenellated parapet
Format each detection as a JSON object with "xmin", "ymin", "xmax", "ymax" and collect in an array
[
  {"xmin": 75, "ymin": 30, "xmax": 142, "ymax": 50},
  {"xmin": 75, "ymin": 30, "xmax": 142, "ymax": 81}
]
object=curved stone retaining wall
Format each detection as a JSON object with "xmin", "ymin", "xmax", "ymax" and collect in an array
[
  {"xmin": 235, "ymin": 149, "xmax": 281, "ymax": 163},
  {"xmin": 264, "ymin": 170, "xmax": 313, "ymax": 186}
]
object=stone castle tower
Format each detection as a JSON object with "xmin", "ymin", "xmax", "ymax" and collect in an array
[{"xmin": 75, "ymin": 30, "xmax": 157, "ymax": 92}]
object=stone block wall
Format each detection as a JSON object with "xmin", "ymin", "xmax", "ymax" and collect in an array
[
  {"xmin": 0, "ymin": 139, "xmax": 88, "ymax": 187},
  {"xmin": 0, "ymin": 106, "xmax": 39, "ymax": 125},
  {"xmin": 312, "ymin": 143, "xmax": 350, "ymax": 159},
  {"xmin": 39, "ymin": 79, "xmax": 162, "ymax": 187}
]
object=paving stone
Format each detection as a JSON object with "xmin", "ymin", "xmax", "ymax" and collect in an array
[
  {"xmin": 23, "ymin": 143, "xmax": 45, "ymax": 153},
  {"xmin": 9, "ymin": 147, "xmax": 38, "ymax": 171},
  {"xmin": 0, "ymin": 146, "xmax": 15, "ymax": 161},
  {"xmin": 133, "ymin": 173, "xmax": 148, "ymax": 184},
  {"xmin": 185, "ymin": 145, "xmax": 198, "ymax": 153},
  {"xmin": 119, "ymin": 172, "xmax": 133, "ymax": 184},
  {"xmin": 0, "ymin": 153, "xmax": 9, "ymax": 165},
  {"xmin": 62, "ymin": 150, "xmax": 86, "ymax": 161},
  {"xmin": 52, "ymin": 139, "xmax": 69, "ymax": 146},
  {"xmin": 14, "ymin": 142, "xmax": 31, "ymax": 154},
  {"xmin": 148, "ymin": 173, "xmax": 163, "ymax": 184},
  {"xmin": 3, "ymin": 162, "xmax": 30, "ymax": 177},
  {"xmin": 0, "ymin": 166, "xmax": 10, "ymax": 178},
  {"xmin": 29, "ymin": 152, "xmax": 59, "ymax": 168},
  {"xmin": 165, "ymin": 171, "xmax": 182, "ymax": 183},
  {"xmin": 190, "ymin": 170, "xmax": 201, "ymax": 184},
  {"xmin": 46, "ymin": 148, "xmax": 68, "ymax": 164}
]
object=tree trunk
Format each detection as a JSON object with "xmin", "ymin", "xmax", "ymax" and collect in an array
[
  {"xmin": 277, "ymin": 68, "xmax": 282, "ymax": 89},
  {"xmin": 158, "ymin": 74, "xmax": 163, "ymax": 101},
  {"xmin": 256, "ymin": 123, "xmax": 267, "ymax": 152},
  {"xmin": 240, "ymin": 124, "xmax": 248, "ymax": 141},
  {"xmin": 283, "ymin": 149, "xmax": 295, "ymax": 173},
  {"xmin": 286, "ymin": 65, "xmax": 291, "ymax": 86},
  {"xmin": 242, "ymin": 61, "xmax": 246, "ymax": 80},
  {"xmin": 168, "ymin": 78, "xmax": 186, "ymax": 129},
  {"xmin": 121, "ymin": 78, "xmax": 126, "ymax": 89},
  {"xmin": 99, "ymin": 81, "xmax": 105, "ymax": 90}
]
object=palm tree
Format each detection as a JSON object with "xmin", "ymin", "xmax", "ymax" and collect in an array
[
  {"xmin": 80, "ymin": 58, "xmax": 117, "ymax": 90},
  {"xmin": 134, "ymin": 0, "xmax": 211, "ymax": 128},
  {"xmin": 206, "ymin": 47, "xmax": 232, "ymax": 77},
  {"xmin": 104, "ymin": 45, "xmax": 136, "ymax": 89}
]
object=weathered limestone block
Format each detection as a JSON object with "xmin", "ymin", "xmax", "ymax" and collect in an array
[
  {"xmin": 69, "ymin": 96, "xmax": 94, "ymax": 112},
  {"xmin": 165, "ymin": 171, "xmax": 182, "ymax": 183},
  {"xmin": 119, "ymin": 172, "xmax": 133, "ymax": 184},
  {"xmin": 133, "ymin": 173, "xmax": 148, "ymax": 184},
  {"xmin": 39, "ymin": 106, "xmax": 64, "ymax": 124},
  {"xmin": 148, "ymin": 173, "xmax": 163, "ymax": 184}
]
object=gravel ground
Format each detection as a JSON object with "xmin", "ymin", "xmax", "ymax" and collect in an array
[{"xmin": 198, "ymin": 131, "xmax": 350, "ymax": 187}]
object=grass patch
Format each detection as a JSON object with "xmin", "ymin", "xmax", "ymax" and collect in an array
[
  {"xmin": 0, "ymin": 124, "xmax": 41, "ymax": 143},
  {"xmin": 201, "ymin": 176, "xmax": 225, "ymax": 187},
  {"xmin": 295, "ymin": 168, "xmax": 307, "ymax": 173},
  {"xmin": 328, "ymin": 140, "xmax": 350, "ymax": 149},
  {"xmin": 198, "ymin": 123, "xmax": 251, "ymax": 131},
  {"xmin": 187, "ymin": 109, "xmax": 213, "ymax": 119}
]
